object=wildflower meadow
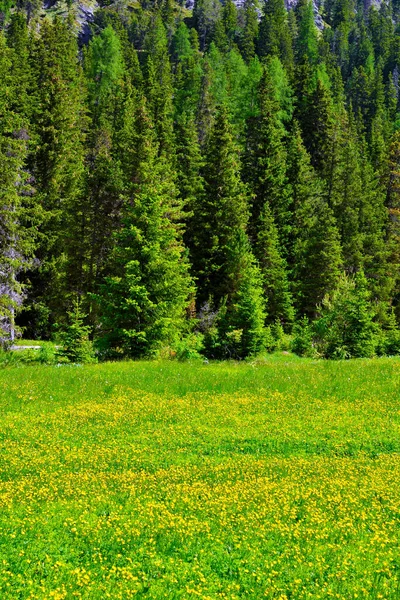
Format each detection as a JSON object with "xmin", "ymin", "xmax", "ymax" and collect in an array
[{"xmin": 1, "ymin": 356, "xmax": 400, "ymax": 599}]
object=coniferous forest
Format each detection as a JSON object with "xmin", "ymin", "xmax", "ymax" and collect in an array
[{"xmin": 2, "ymin": 0, "xmax": 400, "ymax": 360}]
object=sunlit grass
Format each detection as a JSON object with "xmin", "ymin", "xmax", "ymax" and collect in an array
[{"xmin": 0, "ymin": 357, "xmax": 400, "ymax": 598}]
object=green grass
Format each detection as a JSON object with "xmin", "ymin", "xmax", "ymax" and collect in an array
[{"xmin": 1, "ymin": 356, "xmax": 400, "ymax": 599}]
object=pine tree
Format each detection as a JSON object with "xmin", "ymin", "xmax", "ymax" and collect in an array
[
  {"xmin": 80, "ymin": 25, "xmax": 127, "ymax": 303},
  {"xmin": 196, "ymin": 57, "xmax": 215, "ymax": 146},
  {"xmin": 255, "ymin": 203, "xmax": 294, "ymax": 326},
  {"xmin": 238, "ymin": 0, "xmax": 259, "ymax": 62},
  {"xmin": 27, "ymin": 18, "xmax": 86, "ymax": 332},
  {"xmin": 143, "ymin": 14, "xmax": 175, "ymax": 157},
  {"xmin": 172, "ymin": 24, "xmax": 203, "ymax": 118},
  {"xmin": 295, "ymin": 0, "xmax": 319, "ymax": 66},
  {"xmin": 193, "ymin": 106, "xmax": 249, "ymax": 307},
  {"xmin": 175, "ymin": 112, "xmax": 205, "ymax": 261},
  {"xmin": 287, "ymin": 122, "xmax": 342, "ymax": 317},
  {"xmin": 243, "ymin": 69, "xmax": 292, "ymax": 254},
  {"xmin": 207, "ymin": 230, "xmax": 267, "ymax": 358},
  {"xmin": 96, "ymin": 97, "xmax": 193, "ymax": 358},
  {"xmin": 315, "ymin": 270, "xmax": 379, "ymax": 358},
  {"xmin": 257, "ymin": 0, "xmax": 294, "ymax": 76},
  {"xmin": 192, "ymin": 0, "xmax": 221, "ymax": 50},
  {"xmin": 0, "ymin": 33, "xmax": 39, "ymax": 344},
  {"xmin": 297, "ymin": 75, "xmax": 335, "ymax": 175}
]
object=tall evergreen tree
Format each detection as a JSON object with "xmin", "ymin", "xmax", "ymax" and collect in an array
[
  {"xmin": 27, "ymin": 18, "xmax": 86, "ymax": 333},
  {"xmin": 193, "ymin": 106, "xmax": 249, "ymax": 306},
  {"xmin": 257, "ymin": 0, "xmax": 294, "ymax": 76},
  {"xmin": 287, "ymin": 122, "xmax": 343, "ymax": 317},
  {"xmin": 0, "ymin": 34, "xmax": 39, "ymax": 343},
  {"xmin": 97, "ymin": 97, "xmax": 193, "ymax": 358},
  {"xmin": 243, "ymin": 69, "xmax": 292, "ymax": 254}
]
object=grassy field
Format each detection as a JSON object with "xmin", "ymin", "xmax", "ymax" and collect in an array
[{"xmin": 1, "ymin": 355, "xmax": 400, "ymax": 599}]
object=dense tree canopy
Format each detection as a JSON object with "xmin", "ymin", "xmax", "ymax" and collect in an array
[{"xmin": 1, "ymin": 0, "xmax": 400, "ymax": 358}]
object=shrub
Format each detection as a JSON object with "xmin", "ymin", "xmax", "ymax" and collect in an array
[
  {"xmin": 291, "ymin": 316, "xmax": 315, "ymax": 357},
  {"xmin": 376, "ymin": 310, "xmax": 400, "ymax": 356},
  {"xmin": 58, "ymin": 299, "xmax": 96, "ymax": 364},
  {"xmin": 314, "ymin": 271, "xmax": 379, "ymax": 359},
  {"xmin": 174, "ymin": 333, "xmax": 204, "ymax": 361}
]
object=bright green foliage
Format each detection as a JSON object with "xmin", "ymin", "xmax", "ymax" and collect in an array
[
  {"xmin": 314, "ymin": 270, "xmax": 379, "ymax": 359},
  {"xmin": 173, "ymin": 24, "xmax": 203, "ymax": 118},
  {"xmin": 4, "ymin": 0, "xmax": 400, "ymax": 358},
  {"xmin": 143, "ymin": 15, "xmax": 175, "ymax": 156},
  {"xmin": 295, "ymin": 0, "xmax": 319, "ymax": 65},
  {"xmin": 96, "ymin": 98, "xmax": 193, "ymax": 358},
  {"xmin": 58, "ymin": 298, "xmax": 96, "ymax": 364},
  {"xmin": 85, "ymin": 26, "xmax": 124, "ymax": 124},
  {"xmin": 266, "ymin": 56, "xmax": 294, "ymax": 126},
  {"xmin": 291, "ymin": 315, "xmax": 315, "ymax": 356}
]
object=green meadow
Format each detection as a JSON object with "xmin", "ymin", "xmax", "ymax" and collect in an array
[{"xmin": 1, "ymin": 355, "xmax": 400, "ymax": 599}]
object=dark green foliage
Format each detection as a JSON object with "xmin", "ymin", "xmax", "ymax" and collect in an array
[
  {"xmin": 192, "ymin": 106, "xmax": 249, "ymax": 306},
  {"xmin": 255, "ymin": 203, "xmax": 294, "ymax": 326},
  {"xmin": 203, "ymin": 230, "xmax": 267, "ymax": 359},
  {"xmin": 3, "ymin": 0, "xmax": 400, "ymax": 359},
  {"xmin": 258, "ymin": 0, "xmax": 294, "ymax": 75},
  {"xmin": 288, "ymin": 122, "xmax": 342, "ymax": 317},
  {"xmin": 243, "ymin": 68, "xmax": 292, "ymax": 253}
]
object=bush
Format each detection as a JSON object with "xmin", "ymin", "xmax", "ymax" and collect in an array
[
  {"xmin": 291, "ymin": 317, "xmax": 315, "ymax": 357},
  {"xmin": 174, "ymin": 333, "xmax": 204, "ymax": 361},
  {"xmin": 376, "ymin": 310, "xmax": 400, "ymax": 356},
  {"xmin": 57, "ymin": 299, "xmax": 96, "ymax": 364},
  {"xmin": 314, "ymin": 271, "xmax": 379, "ymax": 359}
]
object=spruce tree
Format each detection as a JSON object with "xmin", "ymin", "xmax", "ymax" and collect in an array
[
  {"xmin": 238, "ymin": 0, "xmax": 259, "ymax": 62},
  {"xmin": 243, "ymin": 68, "xmax": 292, "ymax": 254},
  {"xmin": 255, "ymin": 203, "xmax": 294, "ymax": 326},
  {"xmin": 207, "ymin": 230, "xmax": 267, "ymax": 358},
  {"xmin": 257, "ymin": 0, "xmax": 294, "ymax": 76},
  {"xmin": 193, "ymin": 106, "xmax": 249, "ymax": 307},
  {"xmin": 0, "ymin": 34, "xmax": 39, "ymax": 344},
  {"xmin": 97, "ymin": 97, "xmax": 193, "ymax": 358},
  {"xmin": 287, "ymin": 122, "xmax": 342, "ymax": 317},
  {"xmin": 27, "ymin": 18, "xmax": 86, "ymax": 332}
]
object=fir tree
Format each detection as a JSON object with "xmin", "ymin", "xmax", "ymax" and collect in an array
[
  {"xmin": 243, "ymin": 69, "xmax": 292, "ymax": 254},
  {"xmin": 97, "ymin": 98, "xmax": 193, "ymax": 358},
  {"xmin": 0, "ymin": 34, "xmax": 38, "ymax": 344},
  {"xmin": 257, "ymin": 0, "xmax": 294, "ymax": 76},
  {"xmin": 206, "ymin": 230, "xmax": 267, "ymax": 358},
  {"xmin": 238, "ymin": 0, "xmax": 259, "ymax": 62},
  {"xmin": 287, "ymin": 122, "xmax": 342, "ymax": 317},
  {"xmin": 27, "ymin": 18, "xmax": 86, "ymax": 331},
  {"xmin": 255, "ymin": 203, "xmax": 294, "ymax": 326},
  {"xmin": 193, "ymin": 106, "xmax": 249, "ymax": 307}
]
